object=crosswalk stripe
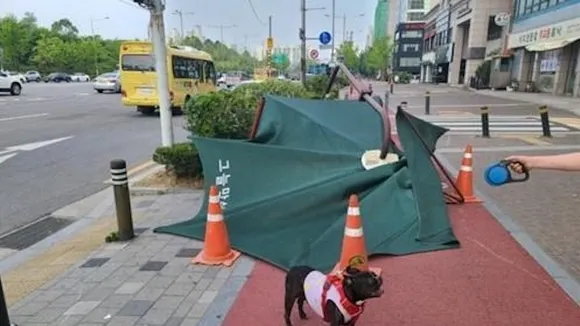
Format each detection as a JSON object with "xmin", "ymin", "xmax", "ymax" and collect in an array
[{"xmin": 417, "ymin": 116, "xmax": 573, "ymax": 133}]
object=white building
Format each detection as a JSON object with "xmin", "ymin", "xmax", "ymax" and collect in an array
[{"xmin": 398, "ymin": 0, "xmax": 431, "ymax": 23}]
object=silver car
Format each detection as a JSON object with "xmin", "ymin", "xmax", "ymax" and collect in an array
[{"xmin": 93, "ymin": 72, "xmax": 121, "ymax": 93}]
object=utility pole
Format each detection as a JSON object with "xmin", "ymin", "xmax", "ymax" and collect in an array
[
  {"xmin": 172, "ymin": 10, "xmax": 194, "ymax": 40},
  {"xmin": 299, "ymin": 1, "xmax": 325, "ymax": 85},
  {"xmin": 342, "ymin": 15, "xmax": 347, "ymax": 43},
  {"xmin": 207, "ymin": 24, "xmax": 237, "ymax": 43},
  {"xmin": 268, "ymin": 16, "xmax": 272, "ymax": 78},
  {"xmin": 331, "ymin": 0, "xmax": 335, "ymax": 62},
  {"xmin": 90, "ymin": 16, "xmax": 109, "ymax": 77},
  {"xmin": 300, "ymin": 0, "xmax": 306, "ymax": 84},
  {"xmin": 133, "ymin": 0, "xmax": 174, "ymax": 146}
]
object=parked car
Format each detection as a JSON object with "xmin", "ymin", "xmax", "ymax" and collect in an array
[
  {"xmin": 0, "ymin": 71, "xmax": 23, "ymax": 95},
  {"xmin": 93, "ymin": 72, "xmax": 121, "ymax": 93},
  {"xmin": 4, "ymin": 71, "xmax": 26, "ymax": 84},
  {"xmin": 71, "ymin": 72, "xmax": 90, "ymax": 82},
  {"xmin": 45, "ymin": 72, "xmax": 71, "ymax": 83},
  {"xmin": 25, "ymin": 71, "xmax": 41, "ymax": 82}
]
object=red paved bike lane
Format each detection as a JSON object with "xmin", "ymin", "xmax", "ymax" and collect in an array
[{"xmin": 222, "ymin": 203, "xmax": 580, "ymax": 326}]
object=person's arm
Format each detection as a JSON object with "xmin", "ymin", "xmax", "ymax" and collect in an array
[{"xmin": 510, "ymin": 152, "xmax": 580, "ymax": 171}]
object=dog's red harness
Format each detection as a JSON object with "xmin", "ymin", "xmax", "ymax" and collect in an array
[{"xmin": 320, "ymin": 273, "xmax": 364, "ymax": 323}]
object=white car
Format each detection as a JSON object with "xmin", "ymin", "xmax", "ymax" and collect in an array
[
  {"xmin": 93, "ymin": 72, "xmax": 121, "ymax": 93},
  {"xmin": 0, "ymin": 71, "xmax": 23, "ymax": 95},
  {"xmin": 4, "ymin": 71, "xmax": 26, "ymax": 84},
  {"xmin": 71, "ymin": 72, "xmax": 90, "ymax": 82}
]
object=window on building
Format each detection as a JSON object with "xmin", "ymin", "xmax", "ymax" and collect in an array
[
  {"xmin": 408, "ymin": 12, "xmax": 425, "ymax": 21},
  {"xmin": 402, "ymin": 30, "xmax": 422, "ymax": 38},
  {"xmin": 408, "ymin": 0, "xmax": 424, "ymax": 10},
  {"xmin": 514, "ymin": 0, "xmax": 564, "ymax": 20},
  {"xmin": 399, "ymin": 57, "xmax": 421, "ymax": 67},
  {"xmin": 487, "ymin": 16, "xmax": 502, "ymax": 40},
  {"xmin": 403, "ymin": 44, "xmax": 420, "ymax": 52}
]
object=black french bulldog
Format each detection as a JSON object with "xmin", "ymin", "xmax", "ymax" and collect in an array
[{"xmin": 284, "ymin": 265, "xmax": 384, "ymax": 326}]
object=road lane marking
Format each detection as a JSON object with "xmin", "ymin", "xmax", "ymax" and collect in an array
[
  {"xmin": 0, "ymin": 113, "xmax": 48, "ymax": 122},
  {"xmin": 5, "ymin": 136, "xmax": 74, "ymax": 151},
  {"xmin": 0, "ymin": 153, "xmax": 17, "ymax": 165},
  {"xmin": 407, "ymin": 103, "xmax": 535, "ymax": 109},
  {"xmin": 0, "ymin": 136, "xmax": 75, "ymax": 166}
]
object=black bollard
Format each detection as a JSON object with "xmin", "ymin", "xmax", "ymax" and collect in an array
[
  {"xmin": 425, "ymin": 91, "xmax": 430, "ymax": 115},
  {"xmin": 390, "ymin": 82, "xmax": 394, "ymax": 94},
  {"xmin": 0, "ymin": 277, "xmax": 17, "ymax": 326},
  {"xmin": 480, "ymin": 106, "xmax": 490, "ymax": 138},
  {"xmin": 110, "ymin": 160, "xmax": 135, "ymax": 241},
  {"xmin": 539, "ymin": 105, "xmax": 552, "ymax": 137}
]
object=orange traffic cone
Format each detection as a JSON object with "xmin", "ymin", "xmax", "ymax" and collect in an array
[
  {"xmin": 456, "ymin": 145, "xmax": 481, "ymax": 203},
  {"xmin": 192, "ymin": 185, "xmax": 240, "ymax": 267},
  {"xmin": 332, "ymin": 195, "xmax": 382, "ymax": 276}
]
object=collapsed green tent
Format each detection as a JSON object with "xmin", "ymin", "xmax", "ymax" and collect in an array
[{"xmin": 154, "ymin": 95, "xmax": 459, "ymax": 272}]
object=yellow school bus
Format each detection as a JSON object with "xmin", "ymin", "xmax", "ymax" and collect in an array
[{"xmin": 119, "ymin": 41, "xmax": 217, "ymax": 115}]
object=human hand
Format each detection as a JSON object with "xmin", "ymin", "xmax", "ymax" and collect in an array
[{"xmin": 504, "ymin": 156, "xmax": 532, "ymax": 174}]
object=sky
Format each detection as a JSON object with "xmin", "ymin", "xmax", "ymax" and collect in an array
[{"xmin": 0, "ymin": 0, "xmax": 377, "ymax": 60}]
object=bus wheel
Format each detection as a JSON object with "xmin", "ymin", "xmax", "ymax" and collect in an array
[{"xmin": 138, "ymin": 106, "xmax": 156, "ymax": 115}]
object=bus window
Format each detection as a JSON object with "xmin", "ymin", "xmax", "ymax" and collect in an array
[
  {"xmin": 172, "ymin": 55, "xmax": 201, "ymax": 79},
  {"xmin": 121, "ymin": 54, "xmax": 155, "ymax": 71},
  {"xmin": 204, "ymin": 61, "xmax": 216, "ymax": 84}
]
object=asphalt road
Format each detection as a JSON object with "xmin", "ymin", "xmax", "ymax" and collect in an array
[{"xmin": 0, "ymin": 82, "xmax": 188, "ymax": 236}]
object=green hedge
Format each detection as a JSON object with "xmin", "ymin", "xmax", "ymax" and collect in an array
[
  {"xmin": 154, "ymin": 77, "xmax": 348, "ymax": 179},
  {"xmin": 152, "ymin": 142, "xmax": 202, "ymax": 179}
]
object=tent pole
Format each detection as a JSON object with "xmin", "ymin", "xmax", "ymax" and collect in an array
[{"xmin": 249, "ymin": 97, "xmax": 266, "ymax": 140}]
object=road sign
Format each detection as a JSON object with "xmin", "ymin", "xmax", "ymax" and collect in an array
[
  {"xmin": 272, "ymin": 53, "xmax": 288, "ymax": 64},
  {"xmin": 319, "ymin": 44, "xmax": 332, "ymax": 50},
  {"xmin": 494, "ymin": 12, "xmax": 510, "ymax": 26},
  {"xmin": 319, "ymin": 31, "xmax": 332, "ymax": 45},
  {"xmin": 309, "ymin": 49, "xmax": 319, "ymax": 60},
  {"xmin": 266, "ymin": 37, "xmax": 274, "ymax": 50}
]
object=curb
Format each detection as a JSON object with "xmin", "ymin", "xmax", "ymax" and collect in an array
[{"xmin": 436, "ymin": 153, "xmax": 580, "ymax": 305}]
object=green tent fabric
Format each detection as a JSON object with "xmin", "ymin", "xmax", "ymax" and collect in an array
[{"xmin": 154, "ymin": 95, "xmax": 459, "ymax": 272}]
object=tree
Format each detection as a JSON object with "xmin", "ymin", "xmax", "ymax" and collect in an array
[
  {"xmin": 366, "ymin": 36, "xmax": 393, "ymax": 81},
  {"xmin": 181, "ymin": 35, "xmax": 259, "ymax": 73},
  {"xmin": 337, "ymin": 41, "xmax": 359, "ymax": 72},
  {"xmin": 0, "ymin": 13, "xmax": 259, "ymax": 76}
]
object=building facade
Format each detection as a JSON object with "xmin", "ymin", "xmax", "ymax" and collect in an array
[
  {"xmin": 508, "ymin": 0, "xmax": 580, "ymax": 96},
  {"xmin": 398, "ymin": 0, "xmax": 431, "ymax": 23},
  {"xmin": 387, "ymin": 0, "xmax": 400, "ymax": 37},
  {"xmin": 374, "ymin": 0, "xmax": 389, "ymax": 40},
  {"xmin": 394, "ymin": 22, "xmax": 425, "ymax": 75},
  {"xmin": 421, "ymin": 0, "xmax": 454, "ymax": 83},
  {"xmin": 447, "ymin": 0, "xmax": 512, "ymax": 85}
]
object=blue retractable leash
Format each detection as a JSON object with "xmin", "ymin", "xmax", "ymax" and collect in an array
[{"xmin": 484, "ymin": 160, "xmax": 530, "ymax": 187}]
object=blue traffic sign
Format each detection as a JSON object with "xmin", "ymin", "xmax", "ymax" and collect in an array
[{"xmin": 319, "ymin": 31, "xmax": 332, "ymax": 45}]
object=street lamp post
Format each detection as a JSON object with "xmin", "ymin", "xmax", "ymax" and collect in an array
[
  {"xmin": 172, "ymin": 10, "xmax": 194, "ymax": 40},
  {"xmin": 324, "ymin": 13, "xmax": 365, "ymax": 44},
  {"xmin": 90, "ymin": 16, "xmax": 109, "ymax": 77}
]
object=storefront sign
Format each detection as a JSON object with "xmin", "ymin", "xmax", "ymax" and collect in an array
[{"xmin": 508, "ymin": 16, "xmax": 580, "ymax": 48}]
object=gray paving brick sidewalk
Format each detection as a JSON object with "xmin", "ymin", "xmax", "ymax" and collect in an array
[{"xmin": 7, "ymin": 191, "xmax": 254, "ymax": 326}]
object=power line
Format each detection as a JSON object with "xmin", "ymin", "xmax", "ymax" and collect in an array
[{"xmin": 247, "ymin": 0, "xmax": 268, "ymax": 26}]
